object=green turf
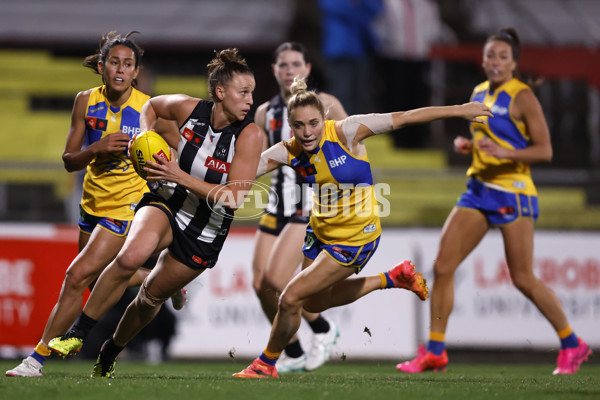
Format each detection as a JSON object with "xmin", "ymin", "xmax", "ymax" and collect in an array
[{"xmin": 1, "ymin": 360, "xmax": 598, "ymax": 400}]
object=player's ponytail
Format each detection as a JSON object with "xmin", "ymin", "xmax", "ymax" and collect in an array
[
  {"xmin": 207, "ymin": 48, "xmax": 254, "ymax": 102},
  {"xmin": 288, "ymin": 77, "xmax": 325, "ymax": 119}
]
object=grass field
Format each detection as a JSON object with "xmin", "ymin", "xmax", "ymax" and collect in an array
[{"xmin": 1, "ymin": 360, "xmax": 598, "ymax": 400}]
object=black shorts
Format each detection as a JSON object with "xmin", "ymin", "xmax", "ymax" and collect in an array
[
  {"xmin": 258, "ymin": 211, "xmax": 310, "ymax": 236},
  {"xmin": 136, "ymin": 192, "xmax": 219, "ymax": 270}
]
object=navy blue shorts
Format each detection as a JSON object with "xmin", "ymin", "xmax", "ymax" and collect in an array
[
  {"xmin": 78, "ymin": 206, "xmax": 131, "ymax": 237},
  {"xmin": 136, "ymin": 193, "xmax": 218, "ymax": 270},
  {"xmin": 302, "ymin": 226, "xmax": 380, "ymax": 273},
  {"xmin": 457, "ymin": 178, "xmax": 539, "ymax": 225}
]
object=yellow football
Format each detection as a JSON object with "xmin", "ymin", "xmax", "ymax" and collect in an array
[{"xmin": 130, "ymin": 131, "xmax": 170, "ymax": 180}]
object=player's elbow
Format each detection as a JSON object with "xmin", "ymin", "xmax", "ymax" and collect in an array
[
  {"xmin": 541, "ymin": 146, "xmax": 553, "ymax": 163},
  {"xmin": 62, "ymin": 154, "xmax": 80, "ymax": 172}
]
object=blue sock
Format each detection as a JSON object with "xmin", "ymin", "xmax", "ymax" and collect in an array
[
  {"xmin": 382, "ymin": 272, "xmax": 394, "ymax": 288},
  {"xmin": 259, "ymin": 352, "xmax": 277, "ymax": 366},
  {"xmin": 560, "ymin": 333, "xmax": 579, "ymax": 349},
  {"xmin": 427, "ymin": 340, "xmax": 445, "ymax": 356},
  {"xmin": 29, "ymin": 351, "xmax": 47, "ymax": 366}
]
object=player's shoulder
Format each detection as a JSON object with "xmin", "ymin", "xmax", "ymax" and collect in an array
[
  {"xmin": 472, "ymin": 81, "xmax": 489, "ymax": 94},
  {"xmin": 73, "ymin": 87, "xmax": 97, "ymax": 106},
  {"xmin": 317, "ymin": 91, "xmax": 338, "ymax": 104},
  {"xmin": 255, "ymin": 101, "xmax": 270, "ymax": 116},
  {"xmin": 77, "ymin": 86, "xmax": 100, "ymax": 98}
]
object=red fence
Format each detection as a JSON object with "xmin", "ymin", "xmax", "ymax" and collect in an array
[
  {"xmin": 0, "ymin": 225, "xmax": 79, "ymax": 346},
  {"xmin": 430, "ymin": 44, "xmax": 600, "ymax": 88}
]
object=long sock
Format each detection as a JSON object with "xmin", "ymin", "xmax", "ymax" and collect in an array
[
  {"xmin": 379, "ymin": 272, "xmax": 394, "ymax": 289},
  {"xmin": 259, "ymin": 348, "xmax": 281, "ymax": 366},
  {"xmin": 308, "ymin": 315, "xmax": 330, "ymax": 334},
  {"xmin": 30, "ymin": 341, "xmax": 51, "ymax": 366},
  {"xmin": 557, "ymin": 326, "xmax": 579, "ymax": 349},
  {"xmin": 427, "ymin": 332, "xmax": 445, "ymax": 356},
  {"xmin": 284, "ymin": 339, "xmax": 304, "ymax": 358},
  {"xmin": 100, "ymin": 337, "xmax": 125, "ymax": 360},
  {"xmin": 70, "ymin": 311, "xmax": 98, "ymax": 339}
]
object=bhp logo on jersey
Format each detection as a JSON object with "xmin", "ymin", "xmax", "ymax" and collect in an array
[
  {"xmin": 122, "ymin": 125, "xmax": 140, "ymax": 136},
  {"xmin": 206, "ymin": 180, "xmax": 273, "ymax": 221},
  {"xmin": 329, "ymin": 155, "xmax": 347, "ymax": 168},
  {"xmin": 205, "ymin": 157, "xmax": 230, "ymax": 173}
]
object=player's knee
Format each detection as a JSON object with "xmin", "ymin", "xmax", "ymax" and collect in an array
[
  {"xmin": 278, "ymin": 289, "xmax": 303, "ymax": 314},
  {"xmin": 433, "ymin": 258, "xmax": 454, "ymax": 279},
  {"xmin": 63, "ymin": 264, "xmax": 96, "ymax": 293},
  {"xmin": 510, "ymin": 273, "xmax": 534, "ymax": 297},
  {"xmin": 264, "ymin": 269, "xmax": 286, "ymax": 292},
  {"xmin": 136, "ymin": 281, "xmax": 168, "ymax": 309},
  {"xmin": 255, "ymin": 278, "xmax": 276, "ymax": 301},
  {"xmin": 115, "ymin": 248, "xmax": 148, "ymax": 275},
  {"xmin": 252, "ymin": 276, "xmax": 264, "ymax": 295}
]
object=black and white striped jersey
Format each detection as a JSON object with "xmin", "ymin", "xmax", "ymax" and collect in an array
[
  {"xmin": 264, "ymin": 94, "xmax": 312, "ymax": 218},
  {"xmin": 155, "ymin": 100, "xmax": 252, "ymax": 258}
]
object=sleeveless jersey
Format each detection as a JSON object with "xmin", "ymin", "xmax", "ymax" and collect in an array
[
  {"xmin": 285, "ymin": 120, "xmax": 381, "ymax": 246},
  {"xmin": 81, "ymin": 86, "xmax": 149, "ymax": 220},
  {"xmin": 468, "ymin": 78, "xmax": 537, "ymax": 195},
  {"xmin": 155, "ymin": 100, "xmax": 253, "ymax": 259},
  {"xmin": 264, "ymin": 94, "xmax": 311, "ymax": 218}
]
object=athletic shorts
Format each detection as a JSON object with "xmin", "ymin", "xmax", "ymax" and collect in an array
[
  {"xmin": 302, "ymin": 225, "xmax": 380, "ymax": 273},
  {"xmin": 136, "ymin": 193, "xmax": 218, "ymax": 270},
  {"xmin": 258, "ymin": 211, "xmax": 310, "ymax": 236},
  {"xmin": 78, "ymin": 206, "xmax": 131, "ymax": 237},
  {"xmin": 457, "ymin": 178, "xmax": 539, "ymax": 225}
]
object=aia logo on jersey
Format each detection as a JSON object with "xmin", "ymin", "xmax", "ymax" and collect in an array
[
  {"xmin": 87, "ymin": 117, "xmax": 108, "ymax": 131},
  {"xmin": 294, "ymin": 164, "xmax": 317, "ymax": 178},
  {"xmin": 205, "ymin": 156, "xmax": 230, "ymax": 173}
]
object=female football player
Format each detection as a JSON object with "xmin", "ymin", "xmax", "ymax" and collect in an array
[
  {"xmin": 234, "ymin": 78, "xmax": 492, "ymax": 378},
  {"xmin": 6, "ymin": 31, "xmax": 184, "ymax": 378},
  {"xmin": 48, "ymin": 48, "xmax": 263, "ymax": 378},
  {"xmin": 252, "ymin": 42, "xmax": 347, "ymax": 373},
  {"xmin": 397, "ymin": 27, "xmax": 591, "ymax": 375}
]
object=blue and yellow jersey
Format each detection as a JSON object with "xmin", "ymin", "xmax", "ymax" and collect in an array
[
  {"xmin": 285, "ymin": 120, "xmax": 381, "ymax": 246},
  {"xmin": 81, "ymin": 86, "xmax": 150, "ymax": 220},
  {"xmin": 467, "ymin": 78, "xmax": 536, "ymax": 195}
]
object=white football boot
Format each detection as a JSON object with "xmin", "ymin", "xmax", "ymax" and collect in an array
[
  {"xmin": 276, "ymin": 352, "xmax": 307, "ymax": 373},
  {"xmin": 6, "ymin": 356, "xmax": 43, "ymax": 377},
  {"xmin": 305, "ymin": 321, "xmax": 339, "ymax": 371}
]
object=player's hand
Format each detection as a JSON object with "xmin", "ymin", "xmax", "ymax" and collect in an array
[
  {"xmin": 144, "ymin": 148, "xmax": 183, "ymax": 184},
  {"xmin": 478, "ymin": 137, "xmax": 510, "ymax": 159},
  {"xmin": 94, "ymin": 132, "xmax": 131, "ymax": 154},
  {"xmin": 127, "ymin": 133, "xmax": 139, "ymax": 159},
  {"xmin": 459, "ymin": 102, "xmax": 493, "ymax": 123},
  {"xmin": 453, "ymin": 136, "xmax": 473, "ymax": 155}
]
